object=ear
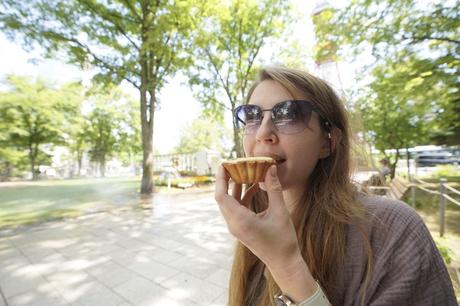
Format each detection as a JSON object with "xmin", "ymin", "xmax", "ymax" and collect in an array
[{"xmin": 319, "ymin": 127, "xmax": 342, "ymax": 159}]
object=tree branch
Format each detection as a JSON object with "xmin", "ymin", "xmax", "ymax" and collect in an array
[
  {"xmin": 60, "ymin": 33, "xmax": 141, "ymax": 89},
  {"xmin": 119, "ymin": 0, "xmax": 142, "ymax": 22},
  {"xmin": 204, "ymin": 47, "xmax": 235, "ymax": 104},
  {"xmin": 82, "ymin": 0, "xmax": 141, "ymax": 51},
  {"xmin": 402, "ymin": 34, "xmax": 460, "ymax": 45}
]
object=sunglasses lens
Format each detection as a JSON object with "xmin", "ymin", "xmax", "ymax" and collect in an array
[
  {"xmin": 235, "ymin": 101, "xmax": 315, "ymax": 135},
  {"xmin": 235, "ymin": 105, "xmax": 262, "ymax": 134},
  {"xmin": 272, "ymin": 101, "xmax": 313, "ymax": 134}
]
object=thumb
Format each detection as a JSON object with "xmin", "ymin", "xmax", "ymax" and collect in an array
[{"xmin": 265, "ymin": 165, "xmax": 285, "ymax": 212}]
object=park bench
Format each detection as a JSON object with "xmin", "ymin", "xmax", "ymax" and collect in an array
[
  {"xmin": 368, "ymin": 176, "xmax": 411, "ymax": 200},
  {"xmin": 386, "ymin": 176, "xmax": 411, "ymax": 200}
]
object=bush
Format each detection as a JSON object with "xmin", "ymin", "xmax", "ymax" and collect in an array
[
  {"xmin": 193, "ymin": 175, "xmax": 215, "ymax": 185},
  {"xmin": 434, "ymin": 238, "xmax": 454, "ymax": 265},
  {"xmin": 432, "ymin": 165, "xmax": 460, "ymax": 179},
  {"xmin": 178, "ymin": 170, "xmax": 198, "ymax": 177},
  {"xmin": 154, "ymin": 175, "xmax": 215, "ymax": 189}
]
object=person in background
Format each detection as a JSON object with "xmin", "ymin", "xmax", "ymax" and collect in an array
[{"xmin": 379, "ymin": 158, "xmax": 391, "ymax": 180}]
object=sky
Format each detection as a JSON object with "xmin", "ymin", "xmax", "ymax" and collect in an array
[
  {"xmin": 0, "ymin": 33, "xmax": 201, "ymax": 154},
  {"xmin": 0, "ymin": 0, "xmax": 351, "ymax": 155}
]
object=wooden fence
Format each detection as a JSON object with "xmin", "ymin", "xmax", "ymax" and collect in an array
[
  {"xmin": 410, "ymin": 177, "xmax": 460, "ymax": 237},
  {"xmin": 367, "ymin": 176, "xmax": 460, "ymax": 237}
]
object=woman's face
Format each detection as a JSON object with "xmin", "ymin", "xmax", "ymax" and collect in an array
[{"xmin": 243, "ymin": 80, "xmax": 330, "ymax": 190}]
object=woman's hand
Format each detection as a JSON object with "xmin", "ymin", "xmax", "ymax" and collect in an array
[
  {"xmin": 214, "ymin": 164, "xmax": 301, "ymax": 271},
  {"xmin": 215, "ymin": 164, "xmax": 319, "ymax": 303}
]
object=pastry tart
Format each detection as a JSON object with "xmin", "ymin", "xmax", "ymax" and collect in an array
[{"xmin": 222, "ymin": 157, "xmax": 275, "ymax": 184}]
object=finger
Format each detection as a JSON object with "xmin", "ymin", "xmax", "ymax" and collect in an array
[
  {"xmin": 232, "ymin": 182, "xmax": 242, "ymax": 200},
  {"xmin": 215, "ymin": 165, "xmax": 230, "ymax": 199},
  {"xmin": 264, "ymin": 165, "xmax": 286, "ymax": 213},
  {"xmin": 241, "ymin": 183, "xmax": 260, "ymax": 206},
  {"xmin": 215, "ymin": 165, "xmax": 255, "ymax": 218}
]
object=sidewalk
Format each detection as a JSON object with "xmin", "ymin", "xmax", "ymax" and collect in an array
[{"xmin": 0, "ymin": 191, "xmax": 233, "ymax": 306}]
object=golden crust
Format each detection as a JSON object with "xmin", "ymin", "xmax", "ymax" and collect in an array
[{"xmin": 222, "ymin": 157, "xmax": 275, "ymax": 184}]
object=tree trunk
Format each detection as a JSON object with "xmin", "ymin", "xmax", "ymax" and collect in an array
[
  {"xmin": 78, "ymin": 156, "xmax": 82, "ymax": 176},
  {"xmin": 140, "ymin": 86, "xmax": 154, "ymax": 194},
  {"xmin": 77, "ymin": 149, "xmax": 83, "ymax": 176},
  {"xmin": 100, "ymin": 156, "xmax": 106, "ymax": 178},
  {"xmin": 30, "ymin": 158, "xmax": 36, "ymax": 180},
  {"xmin": 1, "ymin": 161, "xmax": 13, "ymax": 181},
  {"xmin": 29, "ymin": 142, "xmax": 38, "ymax": 180},
  {"xmin": 232, "ymin": 117, "xmax": 243, "ymax": 158},
  {"xmin": 390, "ymin": 149, "xmax": 400, "ymax": 179},
  {"xmin": 405, "ymin": 147, "xmax": 411, "ymax": 178}
]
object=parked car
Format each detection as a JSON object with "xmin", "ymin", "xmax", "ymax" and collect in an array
[{"xmin": 416, "ymin": 151, "xmax": 458, "ymax": 167}]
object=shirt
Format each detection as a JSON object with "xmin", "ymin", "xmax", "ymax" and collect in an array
[{"xmin": 329, "ymin": 194, "xmax": 457, "ymax": 305}]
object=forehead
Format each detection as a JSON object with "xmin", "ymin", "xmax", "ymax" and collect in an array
[{"xmin": 249, "ymin": 80, "xmax": 303, "ymax": 108}]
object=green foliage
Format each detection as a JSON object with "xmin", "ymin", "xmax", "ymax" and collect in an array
[
  {"xmin": 0, "ymin": 75, "xmax": 82, "ymax": 179},
  {"xmin": 81, "ymin": 85, "xmax": 141, "ymax": 177},
  {"xmin": 0, "ymin": 0, "xmax": 197, "ymax": 89},
  {"xmin": 359, "ymin": 55, "xmax": 436, "ymax": 144},
  {"xmin": 432, "ymin": 165, "xmax": 460, "ymax": 179},
  {"xmin": 174, "ymin": 116, "xmax": 231, "ymax": 156},
  {"xmin": 434, "ymin": 238, "xmax": 455, "ymax": 265},
  {"xmin": 0, "ymin": 75, "xmax": 142, "ymax": 179},
  {"xmin": 328, "ymin": 0, "xmax": 460, "ymax": 147},
  {"xmin": 354, "ymin": 53, "xmax": 441, "ymax": 175},
  {"xmin": 0, "ymin": 0, "xmax": 204, "ymax": 193},
  {"xmin": 154, "ymin": 175, "xmax": 215, "ymax": 188},
  {"xmin": 187, "ymin": 0, "xmax": 292, "ymax": 157}
]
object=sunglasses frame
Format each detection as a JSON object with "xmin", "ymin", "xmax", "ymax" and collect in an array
[{"xmin": 234, "ymin": 100, "xmax": 332, "ymax": 135}]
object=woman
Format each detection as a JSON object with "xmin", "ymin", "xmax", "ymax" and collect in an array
[{"xmin": 214, "ymin": 67, "xmax": 456, "ymax": 306}]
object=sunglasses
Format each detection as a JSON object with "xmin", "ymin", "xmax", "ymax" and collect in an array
[{"xmin": 235, "ymin": 100, "xmax": 331, "ymax": 135}]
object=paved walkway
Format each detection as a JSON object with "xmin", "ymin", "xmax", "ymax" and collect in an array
[{"xmin": 0, "ymin": 191, "xmax": 233, "ymax": 306}]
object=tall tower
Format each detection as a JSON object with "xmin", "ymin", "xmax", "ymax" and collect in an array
[
  {"xmin": 312, "ymin": 1, "xmax": 373, "ymax": 171},
  {"xmin": 311, "ymin": 1, "xmax": 343, "ymax": 92}
]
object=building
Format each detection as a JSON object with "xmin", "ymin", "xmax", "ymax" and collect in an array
[{"xmin": 153, "ymin": 150, "xmax": 221, "ymax": 176}]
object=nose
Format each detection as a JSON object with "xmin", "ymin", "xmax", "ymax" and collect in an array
[{"xmin": 255, "ymin": 113, "xmax": 279, "ymax": 143}]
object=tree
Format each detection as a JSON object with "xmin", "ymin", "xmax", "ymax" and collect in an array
[
  {"xmin": 82, "ymin": 85, "xmax": 141, "ymax": 177},
  {"xmin": 329, "ymin": 0, "xmax": 460, "ymax": 146},
  {"xmin": 187, "ymin": 0, "xmax": 291, "ymax": 157},
  {"xmin": 0, "ymin": 0, "xmax": 201, "ymax": 193},
  {"xmin": 117, "ymin": 98, "xmax": 142, "ymax": 169},
  {"xmin": 68, "ymin": 117, "xmax": 89, "ymax": 177},
  {"xmin": 174, "ymin": 116, "xmax": 231, "ymax": 156},
  {"xmin": 0, "ymin": 75, "xmax": 81, "ymax": 180},
  {"xmin": 84, "ymin": 108, "xmax": 117, "ymax": 177},
  {"xmin": 357, "ymin": 54, "xmax": 442, "ymax": 178}
]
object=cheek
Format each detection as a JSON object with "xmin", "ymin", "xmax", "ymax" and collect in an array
[{"xmin": 284, "ymin": 139, "xmax": 323, "ymax": 181}]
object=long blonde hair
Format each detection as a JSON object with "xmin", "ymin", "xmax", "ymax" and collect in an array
[{"xmin": 228, "ymin": 67, "xmax": 373, "ymax": 306}]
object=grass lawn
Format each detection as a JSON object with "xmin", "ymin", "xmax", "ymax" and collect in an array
[
  {"xmin": 0, "ymin": 177, "xmax": 143, "ymax": 229},
  {"xmin": 0, "ymin": 177, "xmax": 214, "ymax": 229}
]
